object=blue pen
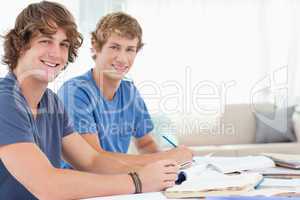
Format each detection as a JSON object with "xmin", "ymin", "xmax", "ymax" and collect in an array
[
  {"xmin": 254, "ymin": 177, "xmax": 264, "ymax": 189},
  {"xmin": 162, "ymin": 135, "xmax": 177, "ymax": 147}
]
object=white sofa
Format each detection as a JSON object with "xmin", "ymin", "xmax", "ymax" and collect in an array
[{"xmin": 129, "ymin": 104, "xmax": 300, "ymax": 156}]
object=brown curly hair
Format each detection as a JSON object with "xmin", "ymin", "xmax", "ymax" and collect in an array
[
  {"xmin": 91, "ymin": 12, "xmax": 143, "ymax": 59},
  {"xmin": 2, "ymin": 1, "xmax": 83, "ymax": 71}
]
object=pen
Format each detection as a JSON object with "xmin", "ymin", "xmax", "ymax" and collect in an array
[
  {"xmin": 162, "ymin": 135, "xmax": 177, "ymax": 147},
  {"xmin": 179, "ymin": 161, "xmax": 193, "ymax": 169},
  {"xmin": 254, "ymin": 177, "xmax": 264, "ymax": 189}
]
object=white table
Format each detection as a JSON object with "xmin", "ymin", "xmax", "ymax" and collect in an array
[
  {"xmin": 83, "ymin": 156, "xmax": 300, "ymax": 199},
  {"xmin": 83, "ymin": 192, "xmax": 199, "ymax": 200},
  {"xmin": 83, "ymin": 186, "xmax": 300, "ymax": 200}
]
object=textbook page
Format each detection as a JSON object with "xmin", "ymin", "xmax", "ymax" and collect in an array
[{"xmin": 194, "ymin": 156, "xmax": 275, "ymax": 174}]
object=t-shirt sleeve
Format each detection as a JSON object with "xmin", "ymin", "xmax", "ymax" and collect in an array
[
  {"xmin": 58, "ymin": 82, "xmax": 98, "ymax": 135},
  {"xmin": 0, "ymin": 93, "xmax": 34, "ymax": 146},
  {"xmin": 133, "ymin": 88, "xmax": 154, "ymax": 138}
]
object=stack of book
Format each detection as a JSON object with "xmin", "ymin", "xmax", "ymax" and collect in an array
[{"xmin": 262, "ymin": 153, "xmax": 300, "ymax": 169}]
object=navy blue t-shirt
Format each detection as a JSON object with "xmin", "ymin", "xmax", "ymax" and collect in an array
[{"xmin": 0, "ymin": 73, "xmax": 74, "ymax": 199}]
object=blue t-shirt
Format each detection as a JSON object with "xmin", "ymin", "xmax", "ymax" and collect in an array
[
  {"xmin": 0, "ymin": 73, "xmax": 74, "ymax": 199},
  {"xmin": 58, "ymin": 69, "xmax": 154, "ymax": 153}
]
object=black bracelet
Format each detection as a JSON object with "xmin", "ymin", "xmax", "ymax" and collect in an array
[
  {"xmin": 128, "ymin": 172, "xmax": 142, "ymax": 193},
  {"xmin": 133, "ymin": 172, "xmax": 142, "ymax": 193},
  {"xmin": 128, "ymin": 172, "xmax": 139, "ymax": 193}
]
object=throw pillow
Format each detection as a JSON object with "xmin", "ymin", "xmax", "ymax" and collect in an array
[{"xmin": 255, "ymin": 106, "xmax": 296, "ymax": 143}]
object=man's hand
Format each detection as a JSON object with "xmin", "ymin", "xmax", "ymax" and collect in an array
[
  {"xmin": 138, "ymin": 160, "xmax": 179, "ymax": 192},
  {"xmin": 166, "ymin": 146, "xmax": 194, "ymax": 164}
]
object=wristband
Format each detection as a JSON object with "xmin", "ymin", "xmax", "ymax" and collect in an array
[{"xmin": 128, "ymin": 172, "xmax": 142, "ymax": 193}]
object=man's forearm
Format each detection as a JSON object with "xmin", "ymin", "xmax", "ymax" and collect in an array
[
  {"xmin": 95, "ymin": 150, "xmax": 170, "ymax": 167},
  {"xmin": 37, "ymin": 168, "xmax": 134, "ymax": 200},
  {"xmin": 85, "ymin": 153, "xmax": 142, "ymax": 174}
]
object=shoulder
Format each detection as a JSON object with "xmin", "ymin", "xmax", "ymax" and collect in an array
[
  {"xmin": 60, "ymin": 70, "xmax": 93, "ymax": 91},
  {"xmin": 0, "ymin": 75, "xmax": 30, "ymax": 115},
  {"xmin": 0, "ymin": 74, "xmax": 26, "ymax": 104},
  {"xmin": 58, "ymin": 70, "xmax": 96, "ymax": 100},
  {"xmin": 0, "ymin": 73, "xmax": 19, "ymax": 96},
  {"xmin": 58, "ymin": 71, "xmax": 100, "ymax": 110}
]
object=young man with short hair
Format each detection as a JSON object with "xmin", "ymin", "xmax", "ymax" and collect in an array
[
  {"xmin": 0, "ymin": 2, "xmax": 179, "ymax": 199},
  {"xmin": 58, "ymin": 12, "xmax": 193, "ymax": 168}
]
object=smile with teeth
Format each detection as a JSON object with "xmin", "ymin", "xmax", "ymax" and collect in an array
[
  {"xmin": 112, "ymin": 64, "xmax": 128, "ymax": 72},
  {"xmin": 41, "ymin": 60, "xmax": 59, "ymax": 68}
]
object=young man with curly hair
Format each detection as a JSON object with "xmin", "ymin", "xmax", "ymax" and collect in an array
[{"xmin": 0, "ymin": 1, "xmax": 179, "ymax": 199}]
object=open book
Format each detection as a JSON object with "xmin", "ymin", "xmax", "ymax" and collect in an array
[
  {"xmin": 261, "ymin": 153, "xmax": 300, "ymax": 169},
  {"xmin": 193, "ymin": 156, "xmax": 275, "ymax": 174},
  {"xmin": 165, "ymin": 170, "xmax": 263, "ymax": 198}
]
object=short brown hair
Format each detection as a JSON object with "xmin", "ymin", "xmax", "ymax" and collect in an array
[
  {"xmin": 2, "ymin": 1, "xmax": 83, "ymax": 71},
  {"xmin": 91, "ymin": 12, "xmax": 143, "ymax": 55}
]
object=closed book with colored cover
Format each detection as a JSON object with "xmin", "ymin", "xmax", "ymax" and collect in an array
[{"xmin": 262, "ymin": 153, "xmax": 300, "ymax": 169}]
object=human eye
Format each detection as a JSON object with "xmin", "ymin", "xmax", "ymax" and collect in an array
[
  {"xmin": 127, "ymin": 48, "xmax": 136, "ymax": 52},
  {"xmin": 39, "ymin": 39, "xmax": 51, "ymax": 45},
  {"xmin": 110, "ymin": 45, "xmax": 119, "ymax": 50},
  {"xmin": 61, "ymin": 42, "xmax": 70, "ymax": 49}
]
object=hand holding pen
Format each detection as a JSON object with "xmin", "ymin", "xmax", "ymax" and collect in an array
[{"xmin": 162, "ymin": 135, "xmax": 194, "ymax": 165}]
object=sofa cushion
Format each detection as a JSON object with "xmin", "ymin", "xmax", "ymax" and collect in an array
[
  {"xmin": 255, "ymin": 106, "xmax": 296, "ymax": 143},
  {"xmin": 189, "ymin": 142, "xmax": 300, "ymax": 156},
  {"xmin": 176, "ymin": 104, "xmax": 274, "ymax": 146}
]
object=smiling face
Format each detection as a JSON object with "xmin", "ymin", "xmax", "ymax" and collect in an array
[
  {"xmin": 15, "ymin": 28, "xmax": 70, "ymax": 83},
  {"xmin": 93, "ymin": 33, "xmax": 139, "ymax": 81}
]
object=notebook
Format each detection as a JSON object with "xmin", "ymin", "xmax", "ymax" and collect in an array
[{"xmin": 165, "ymin": 170, "xmax": 263, "ymax": 198}]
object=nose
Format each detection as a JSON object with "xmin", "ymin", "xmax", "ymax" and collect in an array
[
  {"xmin": 115, "ymin": 50, "xmax": 128, "ymax": 64},
  {"xmin": 48, "ymin": 43, "xmax": 61, "ymax": 58}
]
